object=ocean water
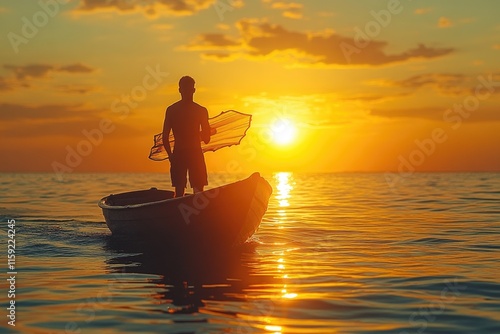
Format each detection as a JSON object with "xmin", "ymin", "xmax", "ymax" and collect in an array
[{"xmin": 0, "ymin": 172, "xmax": 499, "ymax": 334}]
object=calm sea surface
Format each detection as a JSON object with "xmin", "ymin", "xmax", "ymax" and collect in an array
[{"xmin": 0, "ymin": 172, "xmax": 499, "ymax": 334}]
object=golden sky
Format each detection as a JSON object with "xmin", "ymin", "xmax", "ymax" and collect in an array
[{"xmin": 1, "ymin": 0, "xmax": 499, "ymax": 175}]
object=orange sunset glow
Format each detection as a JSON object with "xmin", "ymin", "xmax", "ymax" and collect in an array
[{"xmin": 1, "ymin": 1, "xmax": 499, "ymax": 174}]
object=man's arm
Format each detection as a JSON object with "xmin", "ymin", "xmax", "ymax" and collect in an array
[
  {"xmin": 200, "ymin": 107, "xmax": 211, "ymax": 144},
  {"xmin": 162, "ymin": 108, "xmax": 173, "ymax": 159}
]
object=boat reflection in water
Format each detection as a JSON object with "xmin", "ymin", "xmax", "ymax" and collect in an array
[{"xmin": 103, "ymin": 235, "xmax": 266, "ymax": 316}]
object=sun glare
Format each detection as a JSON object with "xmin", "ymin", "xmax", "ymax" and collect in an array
[{"xmin": 270, "ymin": 119, "xmax": 296, "ymax": 146}]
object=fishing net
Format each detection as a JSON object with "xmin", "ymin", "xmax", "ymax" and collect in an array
[{"xmin": 149, "ymin": 110, "xmax": 252, "ymax": 161}]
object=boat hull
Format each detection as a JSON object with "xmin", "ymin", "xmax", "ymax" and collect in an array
[{"xmin": 98, "ymin": 173, "xmax": 272, "ymax": 248}]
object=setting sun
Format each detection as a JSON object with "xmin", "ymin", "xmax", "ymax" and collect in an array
[{"xmin": 270, "ymin": 119, "xmax": 297, "ymax": 146}]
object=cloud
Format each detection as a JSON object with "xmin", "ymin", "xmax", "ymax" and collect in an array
[
  {"xmin": 394, "ymin": 73, "xmax": 465, "ymax": 88},
  {"xmin": 1, "ymin": 63, "xmax": 96, "ymax": 91},
  {"xmin": 340, "ymin": 92, "xmax": 411, "ymax": 103},
  {"xmin": 185, "ymin": 33, "xmax": 241, "ymax": 50},
  {"xmin": 4, "ymin": 63, "xmax": 95, "ymax": 80},
  {"xmin": 59, "ymin": 63, "xmax": 95, "ymax": 73},
  {"xmin": 0, "ymin": 104, "xmax": 145, "ymax": 140},
  {"xmin": 0, "ymin": 76, "xmax": 15, "ymax": 91},
  {"xmin": 263, "ymin": 1, "xmax": 304, "ymax": 19},
  {"xmin": 438, "ymin": 17, "xmax": 453, "ymax": 28},
  {"xmin": 0, "ymin": 103, "xmax": 101, "ymax": 121},
  {"xmin": 200, "ymin": 52, "xmax": 237, "ymax": 61},
  {"xmin": 55, "ymin": 84, "xmax": 98, "ymax": 94},
  {"xmin": 371, "ymin": 107, "xmax": 444, "ymax": 120},
  {"xmin": 0, "ymin": 103, "xmax": 125, "ymax": 138},
  {"xmin": 371, "ymin": 106, "xmax": 500, "ymax": 122},
  {"xmin": 370, "ymin": 73, "xmax": 469, "ymax": 95},
  {"xmin": 386, "ymin": 73, "xmax": 471, "ymax": 96},
  {"xmin": 369, "ymin": 73, "xmax": 500, "ymax": 97},
  {"xmin": 4, "ymin": 64, "xmax": 54, "ymax": 80},
  {"xmin": 184, "ymin": 19, "xmax": 454, "ymax": 67},
  {"xmin": 76, "ymin": 0, "xmax": 217, "ymax": 17}
]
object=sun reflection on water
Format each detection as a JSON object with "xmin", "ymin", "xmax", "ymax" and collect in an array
[
  {"xmin": 273, "ymin": 172, "xmax": 299, "ymax": 302},
  {"xmin": 275, "ymin": 172, "xmax": 293, "ymax": 208},
  {"xmin": 264, "ymin": 324, "xmax": 283, "ymax": 333}
]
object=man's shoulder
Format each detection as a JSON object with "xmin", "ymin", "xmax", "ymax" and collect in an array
[
  {"xmin": 167, "ymin": 101, "xmax": 206, "ymax": 109},
  {"xmin": 167, "ymin": 100, "xmax": 183, "ymax": 111},
  {"xmin": 192, "ymin": 102, "xmax": 208, "ymax": 116},
  {"xmin": 192, "ymin": 101, "xmax": 207, "ymax": 111}
]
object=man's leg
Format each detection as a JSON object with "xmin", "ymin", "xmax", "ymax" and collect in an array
[
  {"xmin": 193, "ymin": 186, "xmax": 204, "ymax": 193},
  {"xmin": 171, "ymin": 151, "xmax": 187, "ymax": 197},
  {"xmin": 175, "ymin": 186, "xmax": 185, "ymax": 197},
  {"xmin": 188, "ymin": 149, "xmax": 208, "ymax": 194}
]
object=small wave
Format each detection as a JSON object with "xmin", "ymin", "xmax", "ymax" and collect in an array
[
  {"xmin": 18, "ymin": 217, "xmax": 79, "ymax": 223},
  {"xmin": 459, "ymin": 196, "xmax": 500, "ymax": 202},
  {"xmin": 401, "ymin": 237, "xmax": 462, "ymax": 245},
  {"xmin": 468, "ymin": 244, "xmax": 500, "ymax": 252},
  {"xmin": 21, "ymin": 243, "xmax": 82, "ymax": 257},
  {"xmin": 472, "ymin": 190, "xmax": 500, "ymax": 195}
]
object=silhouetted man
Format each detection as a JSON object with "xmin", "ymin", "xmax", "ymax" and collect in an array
[{"xmin": 162, "ymin": 76, "xmax": 211, "ymax": 197}]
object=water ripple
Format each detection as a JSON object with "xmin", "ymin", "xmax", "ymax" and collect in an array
[{"xmin": 0, "ymin": 172, "xmax": 499, "ymax": 333}]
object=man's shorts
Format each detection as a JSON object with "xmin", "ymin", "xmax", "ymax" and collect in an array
[{"xmin": 170, "ymin": 148, "xmax": 208, "ymax": 189}]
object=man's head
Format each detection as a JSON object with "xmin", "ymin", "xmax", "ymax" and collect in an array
[{"xmin": 179, "ymin": 76, "xmax": 195, "ymax": 100}]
